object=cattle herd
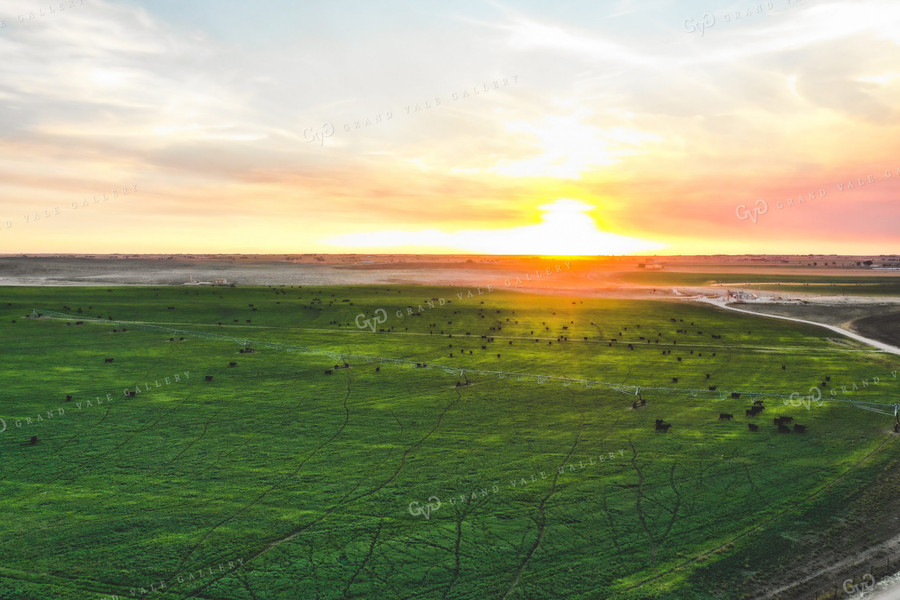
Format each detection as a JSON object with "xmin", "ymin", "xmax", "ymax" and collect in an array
[{"xmin": 652, "ymin": 398, "xmax": 808, "ymax": 435}]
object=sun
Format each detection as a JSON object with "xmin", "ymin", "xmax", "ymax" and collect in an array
[
  {"xmin": 326, "ymin": 199, "xmax": 664, "ymax": 256},
  {"xmin": 464, "ymin": 199, "xmax": 663, "ymax": 256}
]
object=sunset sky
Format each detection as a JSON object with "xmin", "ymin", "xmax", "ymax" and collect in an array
[{"xmin": 1, "ymin": 0, "xmax": 899, "ymax": 255}]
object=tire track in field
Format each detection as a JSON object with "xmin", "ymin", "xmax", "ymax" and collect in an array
[
  {"xmin": 177, "ymin": 385, "xmax": 462, "ymax": 600},
  {"xmin": 609, "ymin": 433, "xmax": 896, "ymax": 598},
  {"xmin": 501, "ymin": 425, "xmax": 583, "ymax": 600},
  {"xmin": 340, "ymin": 521, "xmax": 383, "ymax": 599},
  {"xmin": 162, "ymin": 372, "xmax": 357, "ymax": 585}
]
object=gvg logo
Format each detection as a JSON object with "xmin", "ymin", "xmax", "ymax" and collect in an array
[
  {"xmin": 684, "ymin": 12, "xmax": 715, "ymax": 36},
  {"xmin": 303, "ymin": 122, "xmax": 334, "ymax": 146},
  {"xmin": 785, "ymin": 386, "xmax": 825, "ymax": 410},
  {"xmin": 736, "ymin": 199, "xmax": 768, "ymax": 224},
  {"xmin": 355, "ymin": 308, "xmax": 387, "ymax": 332},
  {"xmin": 408, "ymin": 496, "xmax": 441, "ymax": 520},
  {"xmin": 843, "ymin": 573, "xmax": 875, "ymax": 595}
]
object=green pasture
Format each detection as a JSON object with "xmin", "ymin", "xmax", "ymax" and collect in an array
[
  {"xmin": 0, "ymin": 285, "xmax": 897, "ymax": 599},
  {"xmin": 616, "ymin": 271, "xmax": 900, "ymax": 296}
]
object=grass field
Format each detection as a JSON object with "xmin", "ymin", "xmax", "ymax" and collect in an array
[
  {"xmin": 616, "ymin": 272, "xmax": 900, "ymax": 296},
  {"xmin": 1, "ymin": 285, "xmax": 899, "ymax": 599}
]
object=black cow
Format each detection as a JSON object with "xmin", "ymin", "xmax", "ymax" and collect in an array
[
  {"xmin": 229, "ymin": 362, "xmax": 237, "ymax": 367},
  {"xmin": 748, "ymin": 423, "xmax": 759, "ymax": 432},
  {"xmin": 104, "ymin": 358, "xmax": 114, "ymax": 363},
  {"xmin": 205, "ymin": 375, "xmax": 213, "ymax": 382},
  {"xmin": 793, "ymin": 424, "xmax": 806, "ymax": 433},
  {"xmin": 719, "ymin": 413, "xmax": 733, "ymax": 421},
  {"xmin": 777, "ymin": 424, "xmax": 791, "ymax": 434},
  {"xmin": 324, "ymin": 370, "xmax": 332, "ymax": 375},
  {"xmin": 656, "ymin": 422, "xmax": 672, "ymax": 432},
  {"xmin": 731, "ymin": 392, "xmax": 741, "ymax": 399},
  {"xmin": 29, "ymin": 436, "xmax": 38, "ymax": 445}
]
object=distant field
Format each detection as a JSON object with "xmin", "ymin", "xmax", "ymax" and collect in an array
[
  {"xmin": 616, "ymin": 271, "xmax": 900, "ymax": 296},
  {"xmin": 1, "ymin": 286, "xmax": 898, "ymax": 599}
]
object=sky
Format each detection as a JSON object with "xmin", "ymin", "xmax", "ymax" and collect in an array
[{"xmin": 0, "ymin": 0, "xmax": 899, "ymax": 255}]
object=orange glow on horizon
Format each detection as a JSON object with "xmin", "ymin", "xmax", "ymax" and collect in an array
[{"xmin": 325, "ymin": 199, "xmax": 666, "ymax": 256}]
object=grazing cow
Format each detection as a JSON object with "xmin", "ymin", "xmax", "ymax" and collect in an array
[
  {"xmin": 656, "ymin": 422, "xmax": 672, "ymax": 432},
  {"xmin": 719, "ymin": 413, "xmax": 733, "ymax": 421},
  {"xmin": 640, "ymin": 398, "xmax": 647, "ymax": 407},
  {"xmin": 65, "ymin": 394, "xmax": 72, "ymax": 401},
  {"xmin": 324, "ymin": 370, "xmax": 332, "ymax": 375},
  {"xmin": 375, "ymin": 367, "xmax": 380, "ymax": 372},
  {"xmin": 793, "ymin": 424, "xmax": 806, "ymax": 433},
  {"xmin": 29, "ymin": 436, "xmax": 38, "ymax": 445},
  {"xmin": 656, "ymin": 419, "xmax": 665, "ymax": 425},
  {"xmin": 731, "ymin": 392, "xmax": 741, "ymax": 399},
  {"xmin": 229, "ymin": 362, "xmax": 237, "ymax": 367},
  {"xmin": 708, "ymin": 386, "xmax": 717, "ymax": 391},
  {"xmin": 104, "ymin": 358, "xmax": 114, "ymax": 363},
  {"xmin": 745, "ymin": 409, "xmax": 755, "ymax": 417},
  {"xmin": 825, "ymin": 376, "xmax": 831, "ymax": 381},
  {"xmin": 748, "ymin": 423, "xmax": 759, "ymax": 432},
  {"xmin": 706, "ymin": 374, "xmax": 710, "ymax": 379},
  {"xmin": 205, "ymin": 375, "xmax": 213, "ymax": 382},
  {"xmin": 778, "ymin": 424, "xmax": 791, "ymax": 434},
  {"xmin": 672, "ymin": 377, "xmax": 679, "ymax": 383},
  {"xmin": 779, "ymin": 416, "xmax": 794, "ymax": 424}
]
